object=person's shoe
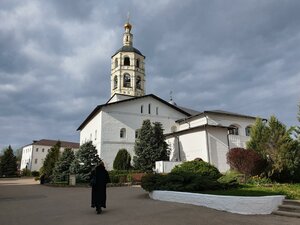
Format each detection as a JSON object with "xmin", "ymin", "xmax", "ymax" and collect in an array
[{"xmin": 96, "ymin": 208, "xmax": 102, "ymax": 214}]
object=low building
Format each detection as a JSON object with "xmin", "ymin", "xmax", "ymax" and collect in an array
[
  {"xmin": 165, "ymin": 110, "xmax": 256, "ymax": 172},
  {"xmin": 20, "ymin": 139, "xmax": 79, "ymax": 172}
]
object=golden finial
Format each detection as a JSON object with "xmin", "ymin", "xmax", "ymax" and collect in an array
[{"xmin": 124, "ymin": 12, "xmax": 132, "ymax": 31}]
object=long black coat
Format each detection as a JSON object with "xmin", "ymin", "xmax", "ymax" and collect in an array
[{"xmin": 91, "ymin": 165, "xmax": 110, "ymax": 209}]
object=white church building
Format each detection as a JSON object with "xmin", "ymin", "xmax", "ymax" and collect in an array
[{"xmin": 77, "ymin": 21, "xmax": 257, "ymax": 172}]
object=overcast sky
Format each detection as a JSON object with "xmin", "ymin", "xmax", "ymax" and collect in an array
[{"xmin": 1, "ymin": 0, "xmax": 300, "ymax": 150}]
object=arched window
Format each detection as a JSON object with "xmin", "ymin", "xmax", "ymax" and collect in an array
[
  {"xmin": 123, "ymin": 73, "xmax": 131, "ymax": 87},
  {"xmin": 114, "ymin": 75, "xmax": 118, "ymax": 89},
  {"xmin": 141, "ymin": 105, "xmax": 143, "ymax": 114},
  {"xmin": 245, "ymin": 126, "xmax": 252, "ymax": 136},
  {"xmin": 124, "ymin": 56, "xmax": 130, "ymax": 66},
  {"xmin": 136, "ymin": 76, "xmax": 141, "ymax": 89},
  {"xmin": 120, "ymin": 128, "xmax": 126, "ymax": 138},
  {"xmin": 148, "ymin": 103, "xmax": 151, "ymax": 114},
  {"xmin": 229, "ymin": 125, "xmax": 239, "ymax": 135},
  {"xmin": 136, "ymin": 59, "xmax": 140, "ymax": 68},
  {"xmin": 156, "ymin": 107, "xmax": 159, "ymax": 115},
  {"xmin": 135, "ymin": 129, "xmax": 140, "ymax": 139},
  {"xmin": 115, "ymin": 58, "xmax": 118, "ymax": 68}
]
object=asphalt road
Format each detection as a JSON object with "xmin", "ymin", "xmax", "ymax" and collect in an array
[{"xmin": 0, "ymin": 178, "xmax": 298, "ymax": 225}]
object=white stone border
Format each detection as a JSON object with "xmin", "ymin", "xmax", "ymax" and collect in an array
[{"xmin": 149, "ymin": 191, "xmax": 285, "ymax": 215}]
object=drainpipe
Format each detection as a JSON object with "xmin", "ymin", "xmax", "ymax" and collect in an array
[
  {"xmin": 176, "ymin": 135, "xmax": 181, "ymax": 161},
  {"xmin": 205, "ymin": 115, "xmax": 210, "ymax": 163},
  {"xmin": 226, "ymin": 130, "xmax": 230, "ymax": 151}
]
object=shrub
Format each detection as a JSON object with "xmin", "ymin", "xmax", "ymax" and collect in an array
[
  {"xmin": 113, "ymin": 149, "xmax": 131, "ymax": 170},
  {"xmin": 171, "ymin": 160, "xmax": 222, "ymax": 179},
  {"xmin": 141, "ymin": 173, "xmax": 164, "ymax": 192},
  {"xmin": 217, "ymin": 171, "xmax": 240, "ymax": 189},
  {"xmin": 227, "ymin": 148, "xmax": 266, "ymax": 178},
  {"xmin": 141, "ymin": 172, "xmax": 223, "ymax": 193},
  {"xmin": 246, "ymin": 176, "xmax": 272, "ymax": 186},
  {"xmin": 21, "ymin": 168, "xmax": 31, "ymax": 176},
  {"xmin": 31, "ymin": 171, "xmax": 40, "ymax": 177}
]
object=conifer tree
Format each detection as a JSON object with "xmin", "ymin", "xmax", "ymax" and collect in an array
[
  {"xmin": 247, "ymin": 116, "xmax": 300, "ymax": 181},
  {"xmin": 70, "ymin": 141, "xmax": 101, "ymax": 183},
  {"xmin": 0, "ymin": 145, "xmax": 18, "ymax": 177},
  {"xmin": 52, "ymin": 148, "xmax": 75, "ymax": 183},
  {"xmin": 133, "ymin": 120, "xmax": 169, "ymax": 171},
  {"xmin": 40, "ymin": 141, "xmax": 61, "ymax": 180},
  {"xmin": 246, "ymin": 118, "xmax": 268, "ymax": 156},
  {"xmin": 113, "ymin": 148, "xmax": 131, "ymax": 170}
]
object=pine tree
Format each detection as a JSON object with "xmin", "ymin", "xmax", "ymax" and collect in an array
[
  {"xmin": 0, "ymin": 145, "xmax": 18, "ymax": 177},
  {"xmin": 247, "ymin": 116, "xmax": 300, "ymax": 181},
  {"xmin": 40, "ymin": 141, "xmax": 61, "ymax": 180},
  {"xmin": 113, "ymin": 149, "xmax": 131, "ymax": 170},
  {"xmin": 133, "ymin": 120, "xmax": 169, "ymax": 172},
  {"xmin": 52, "ymin": 148, "xmax": 75, "ymax": 183},
  {"xmin": 246, "ymin": 118, "xmax": 268, "ymax": 156},
  {"xmin": 70, "ymin": 141, "xmax": 101, "ymax": 183}
]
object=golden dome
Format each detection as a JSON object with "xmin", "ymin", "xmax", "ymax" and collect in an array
[{"xmin": 124, "ymin": 22, "xmax": 132, "ymax": 31}]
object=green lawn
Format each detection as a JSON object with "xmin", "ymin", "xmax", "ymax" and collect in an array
[{"xmin": 201, "ymin": 183, "xmax": 300, "ymax": 200}]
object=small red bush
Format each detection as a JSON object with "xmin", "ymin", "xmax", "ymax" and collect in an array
[{"xmin": 227, "ymin": 148, "xmax": 266, "ymax": 177}]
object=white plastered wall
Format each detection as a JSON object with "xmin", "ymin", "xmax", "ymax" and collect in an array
[
  {"xmin": 80, "ymin": 96, "xmax": 188, "ymax": 170},
  {"xmin": 207, "ymin": 127, "xmax": 230, "ymax": 172}
]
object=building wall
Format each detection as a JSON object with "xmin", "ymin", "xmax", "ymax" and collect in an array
[
  {"xmin": 167, "ymin": 129, "xmax": 208, "ymax": 162},
  {"xmin": 207, "ymin": 127, "xmax": 230, "ymax": 173},
  {"xmin": 20, "ymin": 145, "xmax": 33, "ymax": 170},
  {"xmin": 79, "ymin": 111, "xmax": 102, "ymax": 152},
  {"xmin": 21, "ymin": 145, "xmax": 79, "ymax": 172},
  {"xmin": 168, "ymin": 114, "xmax": 256, "ymax": 173},
  {"xmin": 80, "ymin": 96, "xmax": 188, "ymax": 170}
]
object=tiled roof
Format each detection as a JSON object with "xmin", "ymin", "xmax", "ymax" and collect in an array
[{"xmin": 30, "ymin": 139, "xmax": 79, "ymax": 148}]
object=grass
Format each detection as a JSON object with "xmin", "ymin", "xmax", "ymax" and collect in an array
[{"xmin": 201, "ymin": 183, "xmax": 300, "ymax": 200}]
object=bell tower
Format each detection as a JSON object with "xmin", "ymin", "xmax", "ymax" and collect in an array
[{"xmin": 110, "ymin": 19, "xmax": 146, "ymax": 97}]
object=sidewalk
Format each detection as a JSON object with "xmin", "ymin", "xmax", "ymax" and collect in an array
[{"xmin": 0, "ymin": 178, "xmax": 298, "ymax": 225}]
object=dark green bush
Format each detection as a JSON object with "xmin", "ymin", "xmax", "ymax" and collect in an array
[
  {"xmin": 141, "ymin": 173, "xmax": 164, "ymax": 192},
  {"xmin": 171, "ymin": 160, "xmax": 222, "ymax": 179},
  {"xmin": 141, "ymin": 172, "xmax": 223, "ymax": 192},
  {"xmin": 113, "ymin": 149, "xmax": 131, "ymax": 170},
  {"xmin": 109, "ymin": 170, "xmax": 143, "ymax": 183},
  {"xmin": 217, "ymin": 173, "xmax": 239, "ymax": 189},
  {"xmin": 31, "ymin": 171, "xmax": 40, "ymax": 177}
]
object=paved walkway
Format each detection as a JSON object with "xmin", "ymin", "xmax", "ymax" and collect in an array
[{"xmin": 0, "ymin": 178, "xmax": 298, "ymax": 225}]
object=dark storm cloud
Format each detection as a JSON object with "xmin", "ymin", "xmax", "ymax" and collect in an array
[{"xmin": 0, "ymin": 0, "xmax": 299, "ymax": 149}]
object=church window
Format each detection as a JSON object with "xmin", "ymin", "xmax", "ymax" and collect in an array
[
  {"xmin": 136, "ymin": 76, "xmax": 141, "ymax": 89},
  {"xmin": 115, "ymin": 58, "xmax": 118, "ymax": 68},
  {"xmin": 114, "ymin": 76, "xmax": 118, "ymax": 89},
  {"xmin": 36, "ymin": 148, "xmax": 38, "ymax": 152},
  {"xmin": 148, "ymin": 104, "xmax": 151, "ymax": 114},
  {"xmin": 135, "ymin": 129, "xmax": 140, "ymax": 139},
  {"xmin": 136, "ymin": 59, "xmax": 140, "ymax": 68},
  {"xmin": 141, "ymin": 105, "xmax": 144, "ymax": 114},
  {"xmin": 229, "ymin": 125, "xmax": 239, "ymax": 135},
  {"xmin": 95, "ymin": 130, "xmax": 97, "ymax": 140},
  {"xmin": 124, "ymin": 56, "xmax": 130, "ymax": 66},
  {"xmin": 245, "ymin": 126, "xmax": 252, "ymax": 136},
  {"xmin": 156, "ymin": 107, "xmax": 159, "ymax": 115},
  {"xmin": 90, "ymin": 133, "xmax": 92, "ymax": 140},
  {"xmin": 120, "ymin": 128, "xmax": 126, "ymax": 138},
  {"xmin": 123, "ymin": 73, "xmax": 131, "ymax": 87},
  {"xmin": 34, "ymin": 159, "xmax": 38, "ymax": 164},
  {"xmin": 42, "ymin": 148, "xmax": 44, "ymax": 152}
]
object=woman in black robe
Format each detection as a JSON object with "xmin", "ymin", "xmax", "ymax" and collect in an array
[{"xmin": 91, "ymin": 162, "xmax": 110, "ymax": 214}]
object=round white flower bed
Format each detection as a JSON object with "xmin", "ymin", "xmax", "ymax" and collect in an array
[{"xmin": 149, "ymin": 191, "xmax": 285, "ymax": 215}]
